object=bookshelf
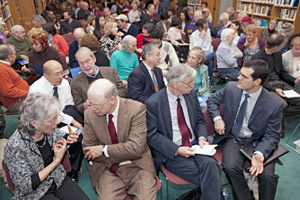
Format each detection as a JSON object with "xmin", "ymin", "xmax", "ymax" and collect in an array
[
  {"xmin": 236, "ymin": 0, "xmax": 300, "ymax": 33},
  {"xmin": 0, "ymin": 0, "xmax": 14, "ymax": 30},
  {"xmin": 187, "ymin": 0, "xmax": 202, "ymax": 15}
]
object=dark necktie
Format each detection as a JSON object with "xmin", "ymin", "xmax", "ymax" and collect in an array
[
  {"xmin": 151, "ymin": 68, "xmax": 159, "ymax": 92},
  {"xmin": 177, "ymin": 98, "xmax": 192, "ymax": 147},
  {"xmin": 108, "ymin": 114, "xmax": 119, "ymax": 174},
  {"xmin": 231, "ymin": 94, "xmax": 250, "ymax": 144},
  {"xmin": 53, "ymin": 86, "xmax": 59, "ymax": 100}
]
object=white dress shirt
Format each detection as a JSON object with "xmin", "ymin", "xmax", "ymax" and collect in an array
[
  {"xmin": 102, "ymin": 97, "xmax": 132, "ymax": 165},
  {"xmin": 167, "ymin": 87, "xmax": 195, "ymax": 146},
  {"xmin": 189, "ymin": 29, "xmax": 213, "ymax": 51},
  {"xmin": 29, "ymin": 76, "xmax": 74, "ymax": 124},
  {"xmin": 143, "ymin": 61, "xmax": 157, "ymax": 83}
]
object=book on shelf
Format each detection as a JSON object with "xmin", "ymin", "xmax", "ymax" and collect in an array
[
  {"xmin": 255, "ymin": 0, "xmax": 275, "ymax": 3},
  {"xmin": 275, "ymin": 0, "xmax": 299, "ymax": 6},
  {"xmin": 188, "ymin": 6, "xmax": 194, "ymax": 13},
  {"xmin": 188, "ymin": 0, "xmax": 195, "ymax": 4},
  {"xmin": 237, "ymin": 2, "xmax": 253, "ymax": 13},
  {"xmin": 280, "ymin": 8, "xmax": 297, "ymax": 20},
  {"xmin": 254, "ymin": 5, "xmax": 272, "ymax": 16},
  {"xmin": 254, "ymin": 18, "xmax": 269, "ymax": 27}
]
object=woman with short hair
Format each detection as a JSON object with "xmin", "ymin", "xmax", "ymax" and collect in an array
[
  {"xmin": 217, "ymin": 28, "xmax": 243, "ymax": 80},
  {"xmin": 237, "ymin": 24, "xmax": 265, "ymax": 65},
  {"xmin": 4, "ymin": 93, "xmax": 89, "ymax": 200}
]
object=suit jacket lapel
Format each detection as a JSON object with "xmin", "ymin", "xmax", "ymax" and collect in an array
[
  {"xmin": 98, "ymin": 115, "xmax": 113, "ymax": 144},
  {"xmin": 184, "ymin": 94, "xmax": 195, "ymax": 131},
  {"xmin": 233, "ymin": 89, "xmax": 243, "ymax": 120},
  {"xmin": 154, "ymin": 67, "xmax": 164, "ymax": 89},
  {"xmin": 116, "ymin": 98, "xmax": 129, "ymax": 143},
  {"xmin": 141, "ymin": 63, "xmax": 155, "ymax": 92},
  {"xmin": 248, "ymin": 89, "xmax": 267, "ymax": 125},
  {"xmin": 161, "ymin": 88, "xmax": 173, "ymax": 139}
]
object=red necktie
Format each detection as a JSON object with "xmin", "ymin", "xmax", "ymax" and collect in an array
[
  {"xmin": 177, "ymin": 98, "xmax": 192, "ymax": 147},
  {"xmin": 108, "ymin": 114, "xmax": 119, "ymax": 174}
]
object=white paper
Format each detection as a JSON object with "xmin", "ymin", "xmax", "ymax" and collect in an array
[
  {"xmin": 191, "ymin": 144, "xmax": 217, "ymax": 156},
  {"xmin": 59, "ymin": 125, "xmax": 78, "ymax": 133},
  {"xmin": 283, "ymin": 90, "xmax": 300, "ymax": 98}
]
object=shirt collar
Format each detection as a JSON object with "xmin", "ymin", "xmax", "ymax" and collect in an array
[
  {"xmin": 0, "ymin": 60, "xmax": 11, "ymax": 66},
  {"xmin": 167, "ymin": 86, "xmax": 182, "ymax": 102},
  {"xmin": 85, "ymin": 65, "xmax": 100, "ymax": 78},
  {"xmin": 243, "ymin": 86, "xmax": 262, "ymax": 101},
  {"xmin": 110, "ymin": 96, "xmax": 120, "ymax": 119}
]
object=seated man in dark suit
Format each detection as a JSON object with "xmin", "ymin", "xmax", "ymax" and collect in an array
[
  {"xmin": 145, "ymin": 64, "xmax": 221, "ymax": 200},
  {"xmin": 69, "ymin": 28, "xmax": 85, "ymax": 68},
  {"xmin": 207, "ymin": 60, "xmax": 283, "ymax": 200},
  {"xmin": 128, "ymin": 43, "xmax": 165, "ymax": 103},
  {"xmin": 70, "ymin": 47, "xmax": 127, "ymax": 116},
  {"xmin": 252, "ymin": 33, "xmax": 300, "ymax": 118}
]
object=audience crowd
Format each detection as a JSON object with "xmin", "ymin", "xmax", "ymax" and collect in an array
[{"xmin": 1, "ymin": 0, "xmax": 300, "ymax": 199}]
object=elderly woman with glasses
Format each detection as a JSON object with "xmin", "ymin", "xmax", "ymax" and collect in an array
[
  {"xmin": 26, "ymin": 33, "xmax": 62, "ymax": 76},
  {"xmin": 4, "ymin": 93, "xmax": 89, "ymax": 200},
  {"xmin": 216, "ymin": 28, "xmax": 243, "ymax": 81},
  {"xmin": 186, "ymin": 47, "xmax": 210, "ymax": 97}
]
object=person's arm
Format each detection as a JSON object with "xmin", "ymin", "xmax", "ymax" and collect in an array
[
  {"xmin": 0, "ymin": 72, "xmax": 28, "ymax": 98},
  {"xmin": 37, "ymin": 139, "xmax": 67, "ymax": 182},
  {"xmin": 128, "ymin": 70, "xmax": 148, "ymax": 103},
  {"xmin": 70, "ymin": 79, "xmax": 85, "ymax": 115},
  {"xmin": 145, "ymin": 99, "xmax": 180, "ymax": 159},
  {"xmin": 167, "ymin": 43, "xmax": 180, "ymax": 66},
  {"xmin": 111, "ymin": 68, "xmax": 127, "ymax": 98},
  {"xmin": 57, "ymin": 35, "xmax": 69, "ymax": 57},
  {"xmin": 110, "ymin": 52, "xmax": 118, "ymax": 71},
  {"xmin": 218, "ymin": 45, "xmax": 241, "ymax": 66},
  {"xmin": 167, "ymin": 28, "xmax": 179, "ymax": 46}
]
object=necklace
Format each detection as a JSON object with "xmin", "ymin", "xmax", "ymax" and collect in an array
[{"xmin": 35, "ymin": 134, "xmax": 47, "ymax": 148}]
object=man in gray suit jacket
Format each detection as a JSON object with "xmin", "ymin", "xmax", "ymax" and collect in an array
[
  {"xmin": 70, "ymin": 47, "xmax": 127, "ymax": 115},
  {"xmin": 145, "ymin": 64, "xmax": 221, "ymax": 200},
  {"xmin": 207, "ymin": 59, "xmax": 283, "ymax": 200}
]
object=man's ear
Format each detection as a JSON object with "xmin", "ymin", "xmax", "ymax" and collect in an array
[{"xmin": 254, "ymin": 78, "xmax": 262, "ymax": 86}]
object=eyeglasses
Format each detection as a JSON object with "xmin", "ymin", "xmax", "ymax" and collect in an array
[
  {"xmin": 89, "ymin": 99, "xmax": 110, "ymax": 110},
  {"xmin": 180, "ymin": 80, "xmax": 194, "ymax": 87},
  {"xmin": 47, "ymin": 71, "xmax": 64, "ymax": 77},
  {"xmin": 44, "ymin": 116, "xmax": 59, "ymax": 125}
]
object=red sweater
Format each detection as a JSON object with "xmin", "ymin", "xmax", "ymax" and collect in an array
[
  {"xmin": 0, "ymin": 62, "xmax": 29, "ymax": 109},
  {"xmin": 52, "ymin": 34, "xmax": 69, "ymax": 57}
]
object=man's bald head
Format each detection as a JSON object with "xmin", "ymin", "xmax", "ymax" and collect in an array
[
  {"xmin": 88, "ymin": 79, "xmax": 118, "ymax": 101},
  {"xmin": 43, "ymin": 60, "xmax": 64, "ymax": 86}
]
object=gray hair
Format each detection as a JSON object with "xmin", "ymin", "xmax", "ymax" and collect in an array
[
  {"xmin": 19, "ymin": 93, "xmax": 62, "ymax": 136},
  {"xmin": 32, "ymin": 15, "xmax": 46, "ymax": 27},
  {"xmin": 0, "ymin": 44, "xmax": 14, "ymax": 60},
  {"xmin": 221, "ymin": 28, "xmax": 235, "ymax": 42},
  {"xmin": 75, "ymin": 47, "xmax": 94, "ymax": 60},
  {"xmin": 141, "ymin": 43, "xmax": 158, "ymax": 60},
  {"xmin": 121, "ymin": 35, "xmax": 137, "ymax": 50},
  {"xmin": 167, "ymin": 63, "xmax": 196, "ymax": 85},
  {"xmin": 219, "ymin": 12, "xmax": 229, "ymax": 22},
  {"xmin": 189, "ymin": 47, "xmax": 206, "ymax": 64},
  {"xmin": 279, "ymin": 22, "xmax": 294, "ymax": 38},
  {"xmin": 226, "ymin": 7, "xmax": 235, "ymax": 15},
  {"xmin": 11, "ymin": 25, "xmax": 24, "ymax": 34},
  {"xmin": 88, "ymin": 79, "xmax": 118, "ymax": 100}
]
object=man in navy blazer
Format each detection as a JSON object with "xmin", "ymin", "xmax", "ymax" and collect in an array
[
  {"xmin": 145, "ymin": 64, "xmax": 221, "ymax": 200},
  {"xmin": 69, "ymin": 28, "xmax": 84, "ymax": 68},
  {"xmin": 207, "ymin": 60, "xmax": 283, "ymax": 200},
  {"xmin": 128, "ymin": 43, "xmax": 165, "ymax": 103}
]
